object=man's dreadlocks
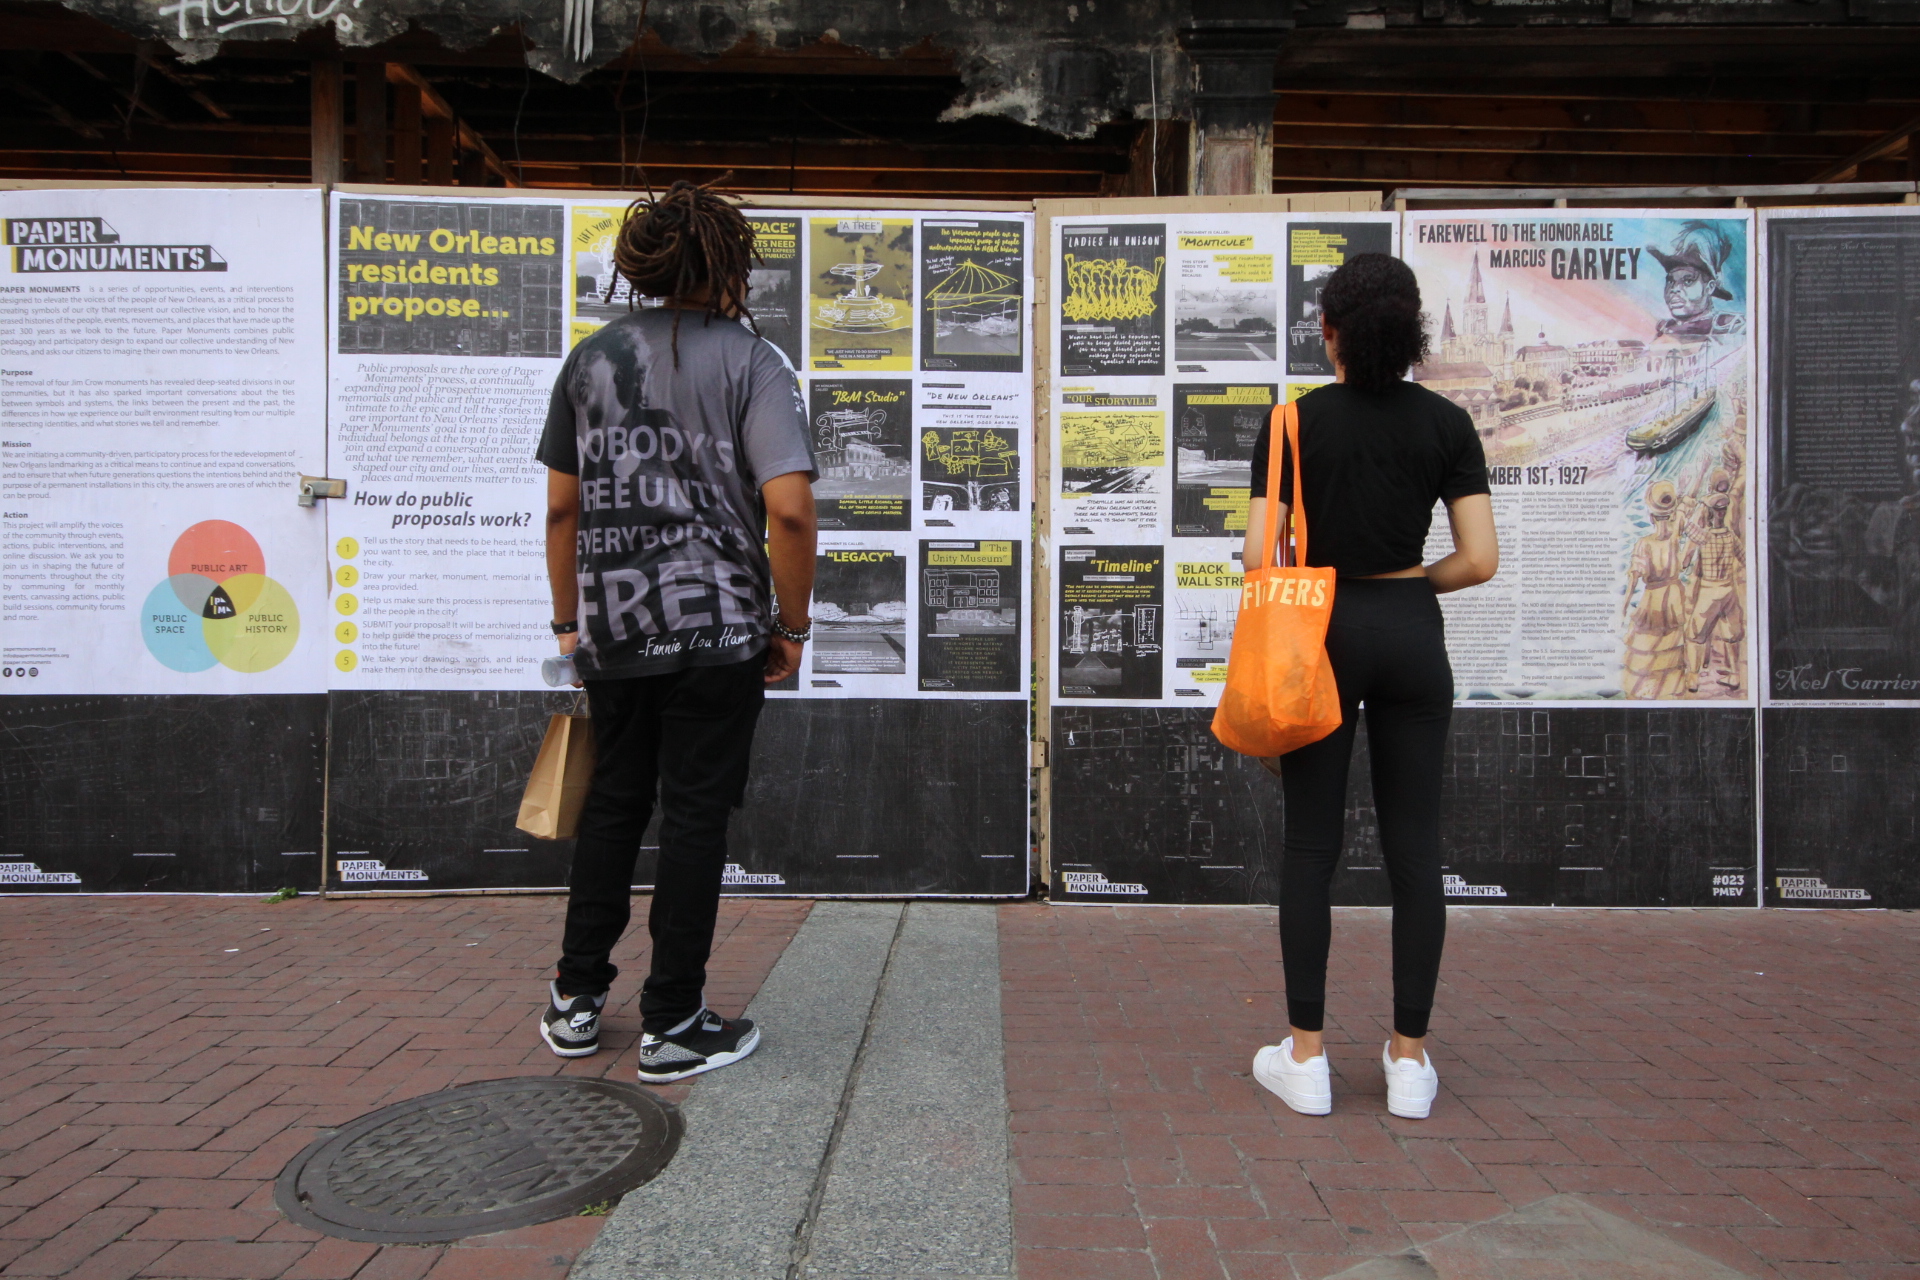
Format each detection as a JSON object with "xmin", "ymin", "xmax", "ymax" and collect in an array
[{"xmin": 610, "ymin": 179, "xmax": 760, "ymax": 366}]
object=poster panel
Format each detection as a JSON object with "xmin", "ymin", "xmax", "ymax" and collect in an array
[
  {"xmin": 920, "ymin": 219, "xmax": 1024, "ymax": 374},
  {"xmin": 810, "ymin": 378, "xmax": 912, "ymax": 531},
  {"xmin": 325, "ymin": 191, "xmax": 565, "ymax": 690},
  {"xmin": 330, "ymin": 196, "xmax": 1033, "ymax": 706},
  {"xmin": 1759, "ymin": 208, "xmax": 1920, "ymax": 705},
  {"xmin": 1, "ymin": 186, "xmax": 330, "ymax": 696},
  {"xmin": 1045, "ymin": 210, "xmax": 1396, "ymax": 709},
  {"xmin": 781, "ymin": 207, "xmax": 1034, "ymax": 703},
  {"xmin": 1059, "ymin": 222, "xmax": 1167, "ymax": 376},
  {"xmin": 1404, "ymin": 209, "xmax": 1757, "ymax": 705},
  {"xmin": 808, "ymin": 216, "xmax": 914, "ymax": 372},
  {"xmin": 1287, "ymin": 221, "xmax": 1394, "ymax": 376},
  {"xmin": 919, "ymin": 539, "xmax": 1023, "ymax": 693}
]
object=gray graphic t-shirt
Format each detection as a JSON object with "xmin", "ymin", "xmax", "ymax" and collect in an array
[{"xmin": 536, "ymin": 308, "xmax": 813, "ymax": 679}]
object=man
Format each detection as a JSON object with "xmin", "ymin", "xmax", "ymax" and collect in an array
[
  {"xmin": 535, "ymin": 182, "xmax": 817, "ymax": 1083},
  {"xmin": 1646, "ymin": 220, "xmax": 1744, "ymax": 344},
  {"xmin": 1681, "ymin": 488, "xmax": 1745, "ymax": 695}
]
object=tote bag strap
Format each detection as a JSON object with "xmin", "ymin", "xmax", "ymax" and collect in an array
[{"xmin": 1262, "ymin": 401, "xmax": 1307, "ymax": 569}]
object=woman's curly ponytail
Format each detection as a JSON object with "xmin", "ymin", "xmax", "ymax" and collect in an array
[{"xmin": 1319, "ymin": 253, "xmax": 1429, "ymax": 392}]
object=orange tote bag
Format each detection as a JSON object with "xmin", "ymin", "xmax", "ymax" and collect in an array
[{"xmin": 1212, "ymin": 401, "xmax": 1342, "ymax": 758}]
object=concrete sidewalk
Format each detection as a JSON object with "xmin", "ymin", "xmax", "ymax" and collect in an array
[{"xmin": 5, "ymin": 897, "xmax": 1920, "ymax": 1280}]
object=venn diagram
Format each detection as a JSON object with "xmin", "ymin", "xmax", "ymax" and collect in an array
[{"xmin": 140, "ymin": 521, "xmax": 301, "ymax": 672}]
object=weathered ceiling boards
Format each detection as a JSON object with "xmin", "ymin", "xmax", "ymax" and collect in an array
[
  {"xmin": 32, "ymin": 0, "xmax": 1191, "ymax": 138},
  {"xmin": 2, "ymin": 0, "xmax": 1918, "ymax": 201}
]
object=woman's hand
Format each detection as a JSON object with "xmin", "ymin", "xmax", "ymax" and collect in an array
[{"xmin": 1427, "ymin": 494, "xmax": 1499, "ymax": 594}]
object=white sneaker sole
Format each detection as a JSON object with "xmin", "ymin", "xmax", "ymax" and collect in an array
[
  {"xmin": 1382, "ymin": 1045, "xmax": 1437, "ymax": 1119},
  {"xmin": 1386, "ymin": 1095, "xmax": 1434, "ymax": 1120},
  {"xmin": 637, "ymin": 1024, "xmax": 762, "ymax": 1084},
  {"xmin": 538, "ymin": 1015, "xmax": 599, "ymax": 1058},
  {"xmin": 1252, "ymin": 1044, "xmax": 1332, "ymax": 1116}
]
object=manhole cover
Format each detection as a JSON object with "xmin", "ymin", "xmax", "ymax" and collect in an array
[{"xmin": 275, "ymin": 1076, "xmax": 680, "ymax": 1242}]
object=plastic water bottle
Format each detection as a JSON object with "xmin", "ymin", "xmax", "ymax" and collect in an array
[{"xmin": 541, "ymin": 653, "xmax": 578, "ymax": 687}]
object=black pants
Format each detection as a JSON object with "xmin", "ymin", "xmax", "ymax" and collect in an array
[
  {"xmin": 1278, "ymin": 577, "xmax": 1452, "ymax": 1040},
  {"xmin": 555, "ymin": 653, "xmax": 765, "ymax": 1034}
]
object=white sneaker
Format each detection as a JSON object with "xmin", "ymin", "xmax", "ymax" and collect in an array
[
  {"xmin": 1382, "ymin": 1042, "xmax": 1438, "ymax": 1119},
  {"xmin": 1252, "ymin": 1036, "xmax": 1332, "ymax": 1115}
]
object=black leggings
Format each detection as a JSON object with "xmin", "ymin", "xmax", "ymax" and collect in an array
[{"xmin": 1278, "ymin": 577, "xmax": 1452, "ymax": 1040}]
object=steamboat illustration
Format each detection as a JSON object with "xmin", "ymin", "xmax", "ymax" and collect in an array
[
  {"xmin": 1624, "ymin": 350, "xmax": 1722, "ymax": 454},
  {"xmin": 1416, "ymin": 251, "xmax": 1743, "ymax": 466}
]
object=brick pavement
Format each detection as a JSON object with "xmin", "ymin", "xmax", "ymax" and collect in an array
[
  {"xmin": 1000, "ymin": 904, "xmax": 1920, "ymax": 1280},
  {"xmin": 0, "ymin": 893, "xmax": 810, "ymax": 1280}
]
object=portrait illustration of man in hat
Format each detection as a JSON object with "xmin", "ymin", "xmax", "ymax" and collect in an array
[{"xmin": 1648, "ymin": 220, "xmax": 1745, "ymax": 344}]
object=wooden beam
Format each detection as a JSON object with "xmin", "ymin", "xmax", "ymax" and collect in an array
[
  {"xmin": 1274, "ymin": 76, "xmax": 1920, "ymax": 107},
  {"xmin": 1271, "ymin": 145, "xmax": 1826, "ymax": 187},
  {"xmin": 1270, "ymin": 122, "xmax": 1867, "ymax": 161},
  {"xmin": 2, "ymin": 78, "xmax": 103, "ymax": 139},
  {"xmin": 61, "ymin": 53, "xmax": 168, "ymax": 124},
  {"xmin": 391, "ymin": 66, "xmax": 421, "ymax": 183},
  {"xmin": 426, "ymin": 112, "xmax": 454, "ymax": 183},
  {"xmin": 354, "ymin": 60, "xmax": 385, "ymax": 181},
  {"xmin": 309, "ymin": 60, "xmax": 341, "ymax": 184},
  {"xmin": 385, "ymin": 62, "xmax": 518, "ymax": 187},
  {"xmin": 1274, "ymin": 92, "xmax": 1920, "ymax": 138},
  {"xmin": 1808, "ymin": 113, "xmax": 1920, "ymax": 181},
  {"xmin": 137, "ymin": 50, "xmax": 233, "ymax": 121}
]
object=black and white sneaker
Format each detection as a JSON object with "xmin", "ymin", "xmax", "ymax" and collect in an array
[
  {"xmin": 636, "ymin": 1008, "xmax": 760, "ymax": 1083},
  {"xmin": 539, "ymin": 982, "xmax": 606, "ymax": 1058}
]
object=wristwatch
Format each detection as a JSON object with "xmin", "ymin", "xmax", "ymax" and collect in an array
[
  {"xmin": 551, "ymin": 619, "xmax": 578, "ymax": 635},
  {"xmin": 771, "ymin": 617, "xmax": 811, "ymax": 643}
]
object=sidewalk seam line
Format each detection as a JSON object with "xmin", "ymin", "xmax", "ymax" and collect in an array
[{"xmin": 784, "ymin": 902, "xmax": 911, "ymax": 1280}]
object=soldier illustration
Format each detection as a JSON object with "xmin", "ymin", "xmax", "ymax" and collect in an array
[
  {"xmin": 1622, "ymin": 482, "xmax": 1688, "ymax": 699},
  {"xmin": 1681, "ymin": 489, "xmax": 1746, "ymax": 693},
  {"xmin": 1647, "ymin": 221, "xmax": 1744, "ymax": 345}
]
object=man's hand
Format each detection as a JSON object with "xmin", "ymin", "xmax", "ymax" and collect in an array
[
  {"xmin": 762, "ymin": 470, "xmax": 816, "ymax": 687},
  {"xmin": 557, "ymin": 631, "xmax": 579, "ymax": 656},
  {"xmin": 764, "ymin": 635, "xmax": 802, "ymax": 684}
]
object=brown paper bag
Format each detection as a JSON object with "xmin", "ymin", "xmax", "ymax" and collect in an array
[{"xmin": 515, "ymin": 710, "xmax": 595, "ymax": 840}]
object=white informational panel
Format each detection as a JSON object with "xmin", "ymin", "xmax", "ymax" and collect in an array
[
  {"xmin": 324, "ymin": 189, "xmax": 567, "ymax": 689},
  {"xmin": 1045, "ymin": 209, "xmax": 1397, "ymax": 708},
  {"xmin": 1, "ymin": 186, "xmax": 330, "ymax": 695},
  {"xmin": 326, "ymin": 194, "xmax": 1035, "ymax": 698},
  {"xmin": 1402, "ymin": 209, "xmax": 1757, "ymax": 706}
]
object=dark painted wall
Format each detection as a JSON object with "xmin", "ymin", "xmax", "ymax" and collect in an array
[
  {"xmin": 325, "ymin": 694, "xmax": 1031, "ymax": 895},
  {"xmin": 1763, "ymin": 708, "xmax": 1920, "ymax": 907},
  {"xmin": 0, "ymin": 695, "xmax": 326, "ymax": 894},
  {"xmin": 1051, "ymin": 707, "xmax": 1758, "ymax": 907}
]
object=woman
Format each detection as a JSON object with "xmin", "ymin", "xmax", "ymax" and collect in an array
[
  {"xmin": 1244, "ymin": 253, "xmax": 1499, "ymax": 1120},
  {"xmin": 1622, "ymin": 481, "xmax": 1685, "ymax": 699}
]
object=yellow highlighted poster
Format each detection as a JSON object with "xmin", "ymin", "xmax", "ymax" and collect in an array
[
  {"xmin": 809, "ymin": 217, "xmax": 914, "ymax": 371},
  {"xmin": 568, "ymin": 203, "xmax": 630, "ymax": 348}
]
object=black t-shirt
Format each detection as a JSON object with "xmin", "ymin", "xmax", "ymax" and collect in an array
[{"xmin": 1250, "ymin": 382, "xmax": 1489, "ymax": 577}]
